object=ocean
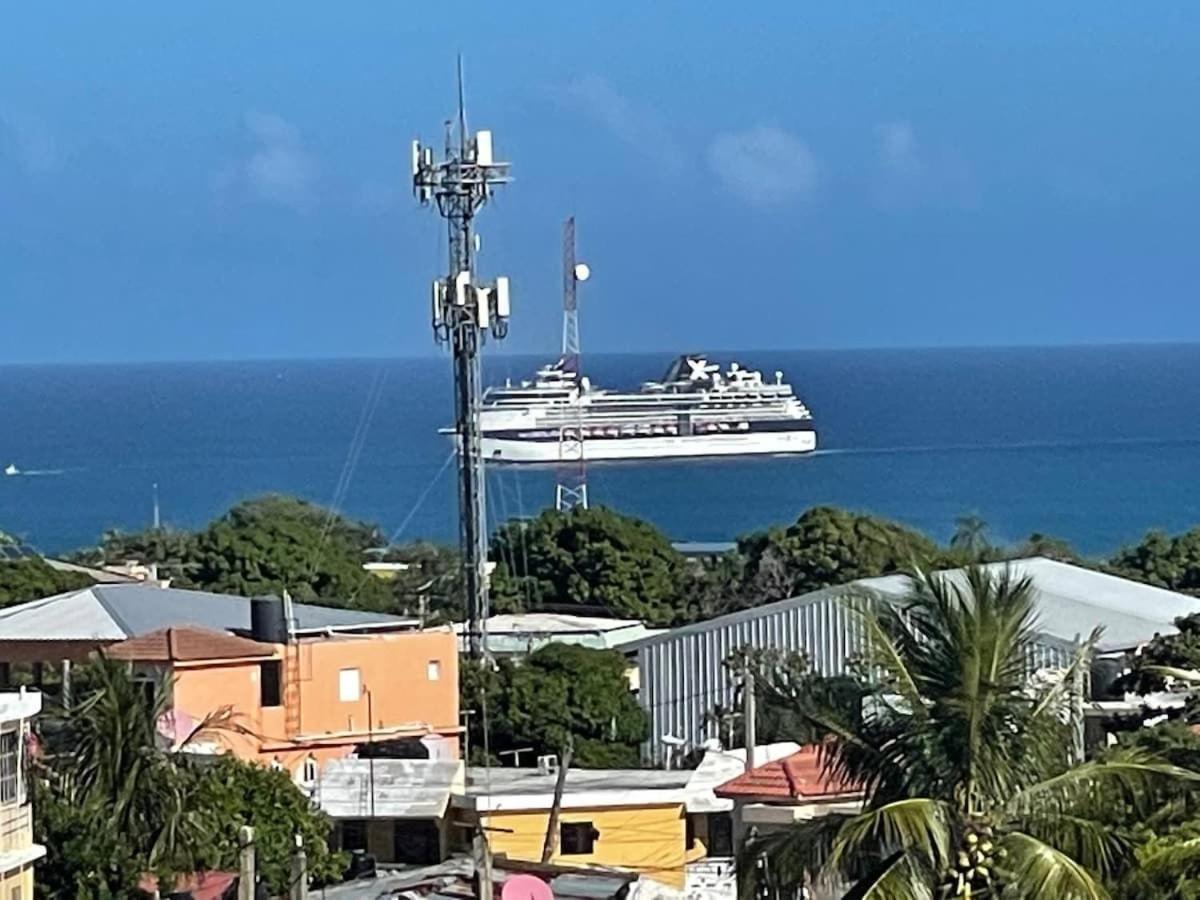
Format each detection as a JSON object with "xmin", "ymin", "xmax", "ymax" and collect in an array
[{"xmin": 2, "ymin": 345, "xmax": 1199, "ymax": 558}]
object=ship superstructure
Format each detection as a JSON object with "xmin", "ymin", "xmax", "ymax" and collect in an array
[{"xmin": 468, "ymin": 354, "xmax": 817, "ymax": 463}]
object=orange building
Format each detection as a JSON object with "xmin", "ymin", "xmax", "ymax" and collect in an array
[{"xmin": 105, "ymin": 610, "xmax": 460, "ymax": 778}]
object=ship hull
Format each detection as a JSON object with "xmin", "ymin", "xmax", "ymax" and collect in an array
[{"xmin": 476, "ymin": 428, "xmax": 817, "ymax": 464}]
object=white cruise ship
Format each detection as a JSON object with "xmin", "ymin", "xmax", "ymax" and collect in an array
[{"xmin": 467, "ymin": 354, "xmax": 817, "ymax": 464}]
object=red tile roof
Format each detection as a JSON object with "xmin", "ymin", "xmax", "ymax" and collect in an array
[
  {"xmin": 715, "ymin": 745, "xmax": 861, "ymax": 801},
  {"xmin": 105, "ymin": 626, "xmax": 275, "ymax": 662}
]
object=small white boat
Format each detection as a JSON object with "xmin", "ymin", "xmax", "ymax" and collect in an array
[{"xmin": 4, "ymin": 464, "xmax": 19, "ymax": 476}]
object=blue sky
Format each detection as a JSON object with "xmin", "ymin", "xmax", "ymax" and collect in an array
[{"xmin": 2, "ymin": 3, "xmax": 1199, "ymax": 363}]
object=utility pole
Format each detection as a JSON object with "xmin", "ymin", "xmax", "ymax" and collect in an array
[
  {"xmin": 540, "ymin": 741, "xmax": 574, "ymax": 863},
  {"xmin": 413, "ymin": 58, "xmax": 513, "ymax": 659},
  {"xmin": 238, "ymin": 826, "xmax": 256, "ymax": 900},
  {"xmin": 290, "ymin": 834, "xmax": 308, "ymax": 900},
  {"xmin": 555, "ymin": 217, "xmax": 590, "ymax": 512},
  {"xmin": 743, "ymin": 662, "xmax": 757, "ymax": 771}
]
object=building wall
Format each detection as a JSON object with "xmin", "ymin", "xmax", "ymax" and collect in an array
[
  {"xmin": 634, "ymin": 591, "xmax": 1077, "ymax": 762},
  {"xmin": 0, "ymin": 863, "xmax": 34, "ymax": 900},
  {"xmin": 465, "ymin": 804, "xmax": 695, "ymax": 889},
  {"xmin": 167, "ymin": 628, "xmax": 460, "ymax": 770},
  {"xmin": 295, "ymin": 630, "xmax": 458, "ymax": 744}
]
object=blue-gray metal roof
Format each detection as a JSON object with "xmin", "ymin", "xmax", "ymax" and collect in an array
[
  {"xmin": 630, "ymin": 558, "xmax": 1200, "ymax": 763},
  {"xmin": 0, "ymin": 583, "xmax": 413, "ymax": 642}
]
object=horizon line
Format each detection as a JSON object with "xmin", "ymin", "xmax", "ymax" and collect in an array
[{"xmin": 2, "ymin": 338, "xmax": 1200, "ymax": 368}]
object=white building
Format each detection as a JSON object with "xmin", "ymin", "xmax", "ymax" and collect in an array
[{"xmin": 1, "ymin": 689, "xmax": 44, "ymax": 900}]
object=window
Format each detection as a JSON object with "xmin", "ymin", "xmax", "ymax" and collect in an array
[
  {"xmin": 560, "ymin": 822, "xmax": 598, "ymax": 855},
  {"xmin": 12, "ymin": 886, "xmax": 23, "ymax": 900},
  {"xmin": 259, "ymin": 660, "xmax": 282, "ymax": 707},
  {"xmin": 0, "ymin": 729, "xmax": 18, "ymax": 805},
  {"xmin": 686, "ymin": 814, "xmax": 697, "ymax": 850},
  {"xmin": 427, "ymin": 660, "xmax": 441, "ymax": 681},
  {"xmin": 338, "ymin": 667, "xmax": 361, "ymax": 702},
  {"xmin": 300, "ymin": 755, "xmax": 318, "ymax": 785},
  {"xmin": 341, "ymin": 819, "xmax": 368, "ymax": 852},
  {"xmin": 707, "ymin": 813, "xmax": 734, "ymax": 857}
]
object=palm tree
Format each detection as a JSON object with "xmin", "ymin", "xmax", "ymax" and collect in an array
[
  {"xmin": 749, "ymin": 565, "xmax": 1197, "ymax": 899},
  {"xmin": 36, "ymin": 656, "xmax": 241, "ymax": 891},
  {"xmin": 949, "ymin": 514, "xmax": 991, "ymax": 561}
]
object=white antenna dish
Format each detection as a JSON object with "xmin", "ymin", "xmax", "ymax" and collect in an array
[{"xmin": 573, "ymin": 262, "xmax": 591, "ymax": 282}]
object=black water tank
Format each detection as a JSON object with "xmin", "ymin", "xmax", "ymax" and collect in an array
[{"xmin": 250, "ymin": 595, "xmax": 288, "ymax": 644}]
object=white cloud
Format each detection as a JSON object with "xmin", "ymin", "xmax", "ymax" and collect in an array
[
  {"xmin": 215, "ymin": 111, "xmax": 318, "ymax": 210},
  {"xmin": 877, "ymin": 121, "xmax": 922, "ymax": 178},
  {"xmin": 873, "ymin": 120, "xmax": 976, "ymax": 210},
  {"xmin": 550, "ymin": 76, "xmax": 684, "ymax": 174},
  {"xmin": 707, "ymin": 126, "xmax": 820, "ymax": 208},
  {"xmin": 0, "ymin": 110, "xmax": 61, "ymax": 174}
]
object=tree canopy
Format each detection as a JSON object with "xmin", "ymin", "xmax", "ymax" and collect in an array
[
  {"xmin": 462, "ymin": 643, "xmax": 648, "ymax": 768},
  {"xmin": 0, "ymin": 557, "xmax": 93, "ymax": 609},
  {"xmin": 729, "ymin": 506, "xmax": 939, "ymax": 606},
  {"xmin": 1109, "ymin": 528, "xmax": 1200, "ymax": 595},
  {"xmin": 490, "ymin": 506, "xmax": 688, "ymax": 624}
]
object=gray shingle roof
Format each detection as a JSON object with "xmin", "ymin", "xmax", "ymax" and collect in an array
[{"xmin": 0, "ymin": 583, "xmax": 413, "ymax": 642}]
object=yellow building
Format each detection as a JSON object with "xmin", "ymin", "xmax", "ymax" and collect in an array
[
  {"xmin": 0, "ymin": 689, "xmax": 44, "ymax": 900},
  {"xmin": 451, "ymin": 763, "xmax": 739, "ymax": 898}
]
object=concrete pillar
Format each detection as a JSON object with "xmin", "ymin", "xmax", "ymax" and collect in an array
[
  {"xmin": 290, "ymin": 834, "xmax": 308, "ymax": 900},
  {"xmin": 61, "ymin": 659, "xmax": 72, "ymax": 709},
  {"xmin": 238, "ymin": 826, "xmax": 256, "ymax": 900}
]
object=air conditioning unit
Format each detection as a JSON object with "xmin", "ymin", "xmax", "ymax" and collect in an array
[{"xmin": 536, "ymin": 754, "xmax": 559, "ymax": 776}]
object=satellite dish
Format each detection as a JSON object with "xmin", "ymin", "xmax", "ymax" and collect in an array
[
  {"xmin": 502, "ymin": 875, "xmax": 554, "ymax": 900},
  {"xmin": 573, "ymin": 262, "xmax": 591, "ymax": 282}
]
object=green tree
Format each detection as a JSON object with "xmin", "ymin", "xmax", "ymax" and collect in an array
[
  {"xmin": 461, "ymin": 644, "xmax": 648, "ymax": 768},
  {"xmin": 1109, "ymin": 528, "xmax": 1200, "ymax": 595},
  {"xmin": 35, "ymin": 657, "xmax": 216, "ymax": 896},
  {"xmin": 490, "ymin": 506, "xmax": 687, "ymax": 624},
  {"xmin": 732, "ymin": 506, "xmax": 938, "ymax": 606},
  {"xmin": 34, "ymin": 657, "xmax": 340, "ymax": 898},
  {"xmin": 0, "ymin": 557, "xmax": 93, "ymax": 608},
  {"xmin": 73, "ymin": 526, "xmax": 202, "ymax": 586},
  {"xmin": 376, "ymin": 541, "xmax": 465, "ymax": 623},
  {"xmin": 189, "ymin": 495, "xmax": 393, "ymax": 609},
  {"xmin": 749, "ymin": 565, "xmax": 1195, "ymax": 899},
  {"xmin": 185, "ymin": 756, "xmax": 344, "ymax": 894},
  {"xmin": 1105, "ymin": 723, "xmax": 1200, "ymax": 899},
  {"xmin": 948, "ymin": 513, "xmax": 993, "ymax": 561}
]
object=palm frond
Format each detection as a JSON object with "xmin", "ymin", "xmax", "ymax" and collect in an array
[
  {"xmin": 828, "ymin": 798, "xmax": 952, "ymax": 876},
  {"xmin": 1029, "ymin": 627, "xmax": 1103, "ymax": 721},
  {"xmin": 845, "ymin": 589, "xmax": 929, "ymax": 724},
  {"xmin": 839, "ymin": 851, "xmax": 932, "ymax": 900},
  {"xmin": 1005, "ymin": 755, "xmax": 1200, "ymax": 821},
  {"xmin": 1012, "ymin": 811, "xmax": 1132, "ymax": 878},
  {"xmin": 999, "ymin": 831, "xmax": 1110, "ymax": 899},
  {"xmin": 740, "ymin": 812, "xmax": 850, "ymax": 897}
]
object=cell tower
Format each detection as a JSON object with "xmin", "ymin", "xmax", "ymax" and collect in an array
[
  {"xmin": 412, "ymin": 59, "xmax": 512, "ymax": 659},
  {"xmin": 555, "ymin": 216, "xmax": 590, "ymax": 512}
]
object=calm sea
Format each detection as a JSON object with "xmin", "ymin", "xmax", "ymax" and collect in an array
[{"xmin": 2, "ymin": 346, "xmax": 1199, "ymax": 557}]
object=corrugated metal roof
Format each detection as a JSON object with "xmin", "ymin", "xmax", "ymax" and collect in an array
[
  {"xmin": 0, "ymin": 583, "xmax": 413, "ymax": 642},
  {"xmin": 631, "ymin": 558, "xmax": 1200, "ymax": 763},
  {"xmin": 314, "ymin": 759, "xmax": 463, "ymax": 819},
  {"xmin": 454, "ymin": 613, "xmax": 660, "ymax": 654},
  {"xmin": 624, "ymin": 558, "xmax": 1198, "ymax": 653}
]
